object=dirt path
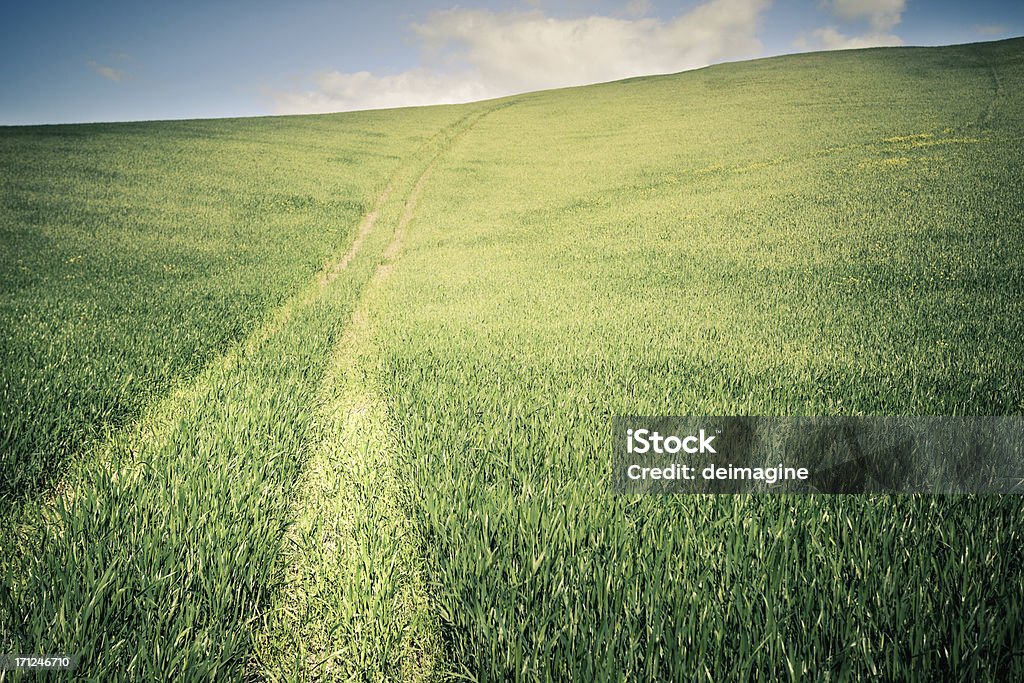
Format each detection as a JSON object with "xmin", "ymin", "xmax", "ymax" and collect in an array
[
  {"xmin": 319, "ymin": 183, "xmax": 394, "ymax": 288},
  {"xmin": 255, "ymin": 101, "xmax": 511, "ymax": 682}
]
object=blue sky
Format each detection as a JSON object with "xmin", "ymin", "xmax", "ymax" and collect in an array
[{"xmin": 1, "ymin": 0, "xmax": 1021, "ymax": 125}]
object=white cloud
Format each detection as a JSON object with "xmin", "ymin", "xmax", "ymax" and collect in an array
[
  {"xmin": 87, "ymin": 60, "xmax": 125, "ymax": 83},
  {"xmin": 272, "ymin": 0, "xmax": 770, "ymax": 115},
  {"xmin": 273, "ymin": 68, "xmax": 494, "ymax": 113},
  {"xmin": 798, "ymin": 0, "xmax": 905, "ymax": 51}
]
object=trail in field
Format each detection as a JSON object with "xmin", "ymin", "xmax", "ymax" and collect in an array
[
  {"xmin": 319, "ymin": 183, "xmax": 394, "ymax": 288},
  {"xmin": 205, "ymin": 101, "xmax": 486, "ymax": 353},
  {"xmin": 255, "ymin": 102, "xmax": 510, "ymax": 681},
  {"xmin": 254, "ymin": 163, "xmax": 442, "ymax": 682},
  {"xmin": 981, "ymin": 60, "xmax": 1003, "ymax": 128}
]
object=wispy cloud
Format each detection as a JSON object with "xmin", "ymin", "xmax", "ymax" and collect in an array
[
  {"xmin": 272, "ymin": 0, "xmax": 770, "ymax": 115},
  {"xmin": 87, "ymin": 53, "xmax": 135, "ymax": 83},
  {"xmin": 87, "ymin": 60, "xmax": 126, "ymax": 82},
  {"xmin": 797, "ymin": 0, "xmax": 905, "ymax": 50}
]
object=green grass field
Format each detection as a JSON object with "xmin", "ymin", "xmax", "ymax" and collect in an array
[{"xmin": 2, "ymin": 37, "xmax": 1023, "ymax": 681}]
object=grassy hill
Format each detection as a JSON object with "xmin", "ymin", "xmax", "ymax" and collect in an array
[{"xmin": 2, "ymin": 37, "xmax": 1023, "ymax": 680}]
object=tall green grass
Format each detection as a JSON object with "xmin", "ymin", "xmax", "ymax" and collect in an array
[{"xmin": 364, "ymin": 38, "xmax": 1024, "ymax": 679}]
